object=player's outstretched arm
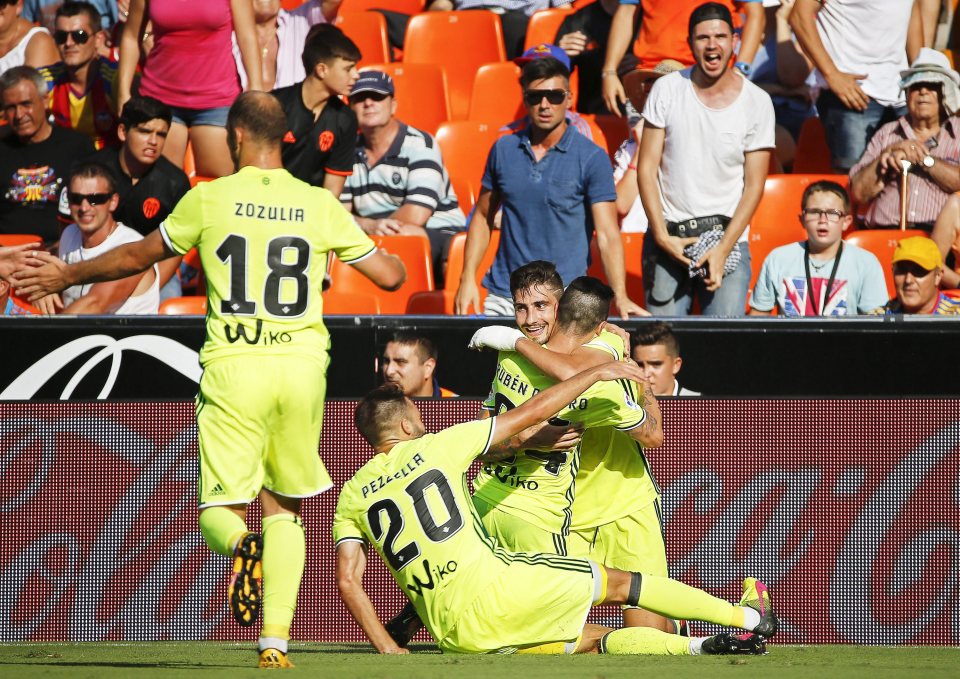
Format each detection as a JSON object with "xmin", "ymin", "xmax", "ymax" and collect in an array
[
  {"xmin": 350, "ymin": 249, "xmax": 407, "ymax": 292},
  {"xmin": 628, "ymin": 379, "xmax": 663, "ymax": 448},
  {"xmin": 0, "ymin": 242, "xmax": 40, "ymax": 283},
  {"xmin": 14, "ymin": 230, "xmax": 172, "ymax": 301},
  {"xmin": 335, "ymin": 541, "xmax": 410, "ymax": 654},
  {"xmin": 492, "ymin": 361, "xmax": 647, "ymax": 447}
]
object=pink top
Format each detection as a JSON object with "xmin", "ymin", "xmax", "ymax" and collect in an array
[{"xmin": 139, "ymin": 0, "xmax": 240, "ymax": 110}]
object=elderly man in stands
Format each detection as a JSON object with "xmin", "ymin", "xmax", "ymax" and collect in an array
[
  {"xmin": 849, "ymin": 50, "xmax": 960, "ymax": 232},
  {"xmin": 38, "ymin": 1, "xmax": 120, "ymax": 150},
  {"xmin": 341, "ymin": 70, "xmax": 465, "ymax": 278},
  {"xmin": 876, "ymin": 236, "xmax": 960, "ymax": 316},
  {"xmin": 0, "ymin": 66, "xmax": 95, "ymax": 245}
]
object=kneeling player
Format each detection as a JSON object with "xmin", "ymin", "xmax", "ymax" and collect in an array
[{"xmin": 333, "ymin": 366, "xmax": 778, "ymax": 655}]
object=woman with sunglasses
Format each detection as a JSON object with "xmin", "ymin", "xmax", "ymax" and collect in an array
[
  {"xmin": 0, "ymin": 0, "xmax": 58, "ymax": 72},
  {"xmin": 117, "ymin": 0, "xmax": 263, "ymax": 179}
]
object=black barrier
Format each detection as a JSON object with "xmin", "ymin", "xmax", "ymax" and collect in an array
[{"xmin": 1, "ymin": 316, "xmax": 958, "ymax": 400}]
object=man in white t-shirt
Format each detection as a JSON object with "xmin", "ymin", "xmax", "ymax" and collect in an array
[
  {"xmin": 637, "ymin": 2, "xmax": 775, "ymax": 316},
  {"xmin": 52, "ymin": 162, "xmax": 159, "ymax": 314},
  {"xmin": 749, "ymin": 179, "xmax": 887, "ymax": 316},
  {"xmin": 789, "ymin": 0, "xmax": 921, "ymax": 172}
]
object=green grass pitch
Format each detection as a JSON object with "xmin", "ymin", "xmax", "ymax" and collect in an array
[{"xmin": 2, "ymin": 643, "xmax": 959, "ymax": 678}]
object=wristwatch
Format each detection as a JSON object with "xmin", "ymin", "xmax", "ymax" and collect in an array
[
  {"xmin": 922, "ymin": 155, "xmax": 936, "ymax": 169},
  {"xmin": 735, "ymin": 61, "xmax": 752, "ymax": 76}
]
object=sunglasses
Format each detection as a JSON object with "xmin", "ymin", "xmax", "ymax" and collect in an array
[
  {"xmin": 523, "ymin": 89, "xmax": 567, "ymax": 106},
  {"xmin": 67, "ymin": 192, "xmax": 112, "ymax": 206},
  {"xmin": 54, "ymin": 29, "xmax": 92, "ymax": 45},
  {"xmin": 349, "ymin": 91, "xmax": 390, "ymax": 105}
]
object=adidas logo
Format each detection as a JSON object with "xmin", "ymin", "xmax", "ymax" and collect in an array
[
  {"xmin": 283, "ymin": 131, "xmax": 296, "ymax": 143},
  {"xmin": 210, "ymin": 483, "xmax": 226, "ymax": 496}
]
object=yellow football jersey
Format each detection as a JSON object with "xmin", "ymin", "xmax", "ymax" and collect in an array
[
  {"xmin": 334, "ymin": 419, "xmax": 520, "ymax": 643},
  {"xmin": 473, "ymin": 331, "xmax": 646, "ymax": 535},
  {"xmin": 159, "ymin": 166, "xmax": 374, "ymax": 365}
]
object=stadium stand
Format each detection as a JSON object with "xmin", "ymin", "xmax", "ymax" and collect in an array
[
  {"xmin": 793, "ymin": 117, "xmax": 835, "ymax": 175},
  {"xmin": 0, "ymin": 234, "xmax": 42, "ymax": 247},
  {"xmin": 586, "ymin": 232, "xmax": 644, "ymax": 312},
  {"xmin": 159, "ymin": 296, "xmax": 208, "ymax": 315},
  {"xmin": 523, "ymin": 7, "xmax": 576, "ymax": 51},
  {"xmin": 435, "ymin": 120, "xmax": 503, "ymax": 212},
  {"xmin": 468, "ymin": 62, "xmax": 525, "ymax": 125},
  {"xmin": 329, "ymin": 234, "xmax": 434, "ymax": 313},
  {"xmin": 406, "ymin": 230, "xmax": 500, "ymax": 314},
  {"xmin": 335, "ymin": 11, "xmax": 391, "ymax": 66},
  {"xmin": 323, "ymin": 290, "xmax": 382, "ymax": 314},
  {"xmin": 340, "ymin": 0, "xmax": 425, "ymax": 13},
  {"xmin": 359, "ymin": 63, "xmax": 451, "ymax": 135},
  {"xmin": 844, "ymin": 229, "xmax": 931, "ymax": 300}
]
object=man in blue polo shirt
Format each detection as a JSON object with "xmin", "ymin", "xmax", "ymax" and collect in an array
[{"xmin": 453, "ymin": 56, "xmax": 644, "ymax": 318}]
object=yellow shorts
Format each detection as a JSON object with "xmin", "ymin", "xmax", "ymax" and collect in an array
[
  {"xmin": 567, "ymin": 498, "xmax": 667, "ymax": 576},
  {"xmin": 196, "ymin": 353, "xmax": 331, "ymax": 507},
  {"xmin": 473, "ymin": 496, "xmax": 567, "ymax": 554},
  {"xmin": 438, "ymin": 555, "xmax": 600, "ymax": 654}
]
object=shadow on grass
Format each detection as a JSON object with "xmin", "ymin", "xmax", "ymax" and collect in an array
[{"xmin": 0, "ymin": 661, "xmax": 240, "ymax": 669}]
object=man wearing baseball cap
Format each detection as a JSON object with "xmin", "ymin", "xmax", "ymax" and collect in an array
[
  {"xmin": 340, "ymin": 70, "xmax": 465, "ymax": 278},
  {"xmin": 878, "ymin": 236, "xmax": 960, "ymax": 315}
]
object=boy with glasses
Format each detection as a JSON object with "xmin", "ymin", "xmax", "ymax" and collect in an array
[
  {"xmin": 38, "ymin": 1, "xmax": 121, "ymax": 150},
  {"xmin": 749, "ymin": 179, "xmax": 887, "ymax": 316}
]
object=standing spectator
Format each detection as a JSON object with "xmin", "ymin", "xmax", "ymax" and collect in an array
[
  {"xmin": 381, "ymin": 331, "xmax": 458, "ymax": 398},
  {"xmin": 789, "ymin": 0, "xmax": 922, "ymax": 172},
  {"xmin": 877, "ymin": 235, "xmax": 960, "ymax": 315},
  {"xmin": 38, "ymin": 2, "xmax": 120, "ymax": 150},
  {"xmin": 22, "ymin": 0, "xmax": 117, "ymax": 32},
  {"xmin": 638, "ymin": 3, "xmax": 774, "ymax": 316},
  {"xmin": 601, "ymin": 0, "xmax": 764, "ymax": 116},
  {"xmin": 117, "ymin": 0, "xmax": 263, "ymax": 178},
  {"xmin": 631, "ymin": 321, "xmax": 700, "ymax": 396},
  {"xmin": 849, "ymin": 49, "xmax": 960, "ymax": 231},
  {"xmin": 454, "ymin": 56, "xmax": 644, "ymax": 318},
  {"xmin": 0, "ymin": 66, "xmax": 94, "ymax": 244},
  {"xmin": 86, "ymin": 95, "xmax": 190, "ymax": 300},
  {"xmin": 273, "ymin": 24, "xmax": 359, "ymax": 197},
  {"xmin": 554, "ymin": 0, "xmax": 638, "ymax": 114},
  {"xmin": 0, "ymin": 0, "xmax": 58, "ymax": 72},
  {"xmin": 749, "ymin": 180, "xmax": 887, "ymax": 316},
  {"xmin": 57, "ymin": 162, "xmax": 159, "ymax": 314},
  {"xmin": 341, "ymin": 71, "xmax": 465, "ymax": 275},
  {"xmin": 233, "ymin": 0, "xmax": 339, "ymax": 92}
]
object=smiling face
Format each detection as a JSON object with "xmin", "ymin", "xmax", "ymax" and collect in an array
[
  {"xmin": 2, "ymin": 78, "xmax": 49, "ymax": 142},
  {"xmin": 689, "ymin": 19, "xmax": 736, "ymax": 81},
  {"xmin": 513, "ymin": 283, "xmax": 561, "ymax": 345},
  {"xmin": 68, "ymin": 174, "xmax": 119, "ymax": 240}
]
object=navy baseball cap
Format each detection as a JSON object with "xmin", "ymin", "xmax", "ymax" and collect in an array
[{"xmin": 350, "ymin": 71, "xmax": 394, "ymax": 97}]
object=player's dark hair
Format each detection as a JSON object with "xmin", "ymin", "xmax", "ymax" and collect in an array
[
  {"xmin": 355, "ymin": 383, "xmax": 410, "ymax": 447},
  {"xmin": 519, "ymin": 56, "xmax": 570, "ymax": 88},
  {"xmin": 556, "ymin": 276, "xmax": 613, "ymax": 335},
  {"xmin": 631, "ymin": 321, "xmax": 680, "ymax": 358},
  {"xmin": 227, "ymin": 91, "xmax": 288, "ymax": 145},
  {"xmin": 388, "ymin": 330, "xmax": 438, "ymax": 362},
  {"xmin": 119, "ymin": 95, "xmax": 172, "ymax": 129},
  {"xmin": 302, "ymin": 24, "xmax": 362, "ymax": 75},
  {"xmin": 56, "ymin": 1, "xmax": 102, "ymax": 31},
  {"xmin": 69, "ymin": 161, "xmax": 118, "ymax": 195},
  {"xmin": 801, "ymin": 180, "xmax": 851, "ymax": 214},
  {"xmin": 509, "ymin": 260, "xmax": 564, "ymax": 299},
  {"xmin": 0, "ymin": 66, "xmax": 46, "ymax": 97}
]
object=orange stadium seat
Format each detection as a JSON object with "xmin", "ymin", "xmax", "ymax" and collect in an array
[
  {"xmin": 0, "ymin": 234, "xmax": 42, "ymax": 247},
  {"xmin": 469, "ymin": 62, "xmax": 524, "ymax": 125},
  {"xmin": 523, "ymin": 7, "xmax": 576, "ymax": 51},
  {"xmin": 189, "ymin": 175, "xmax": 216, "ymax": 187},
  {"xmin": 793, "ymin": 117, "xmax": 833, "ymax": 174},
  {"xmin": 844, "ymin": 229, "xmax": 929, "ymax": 300},
  {"xmin": 361, "ymin": 63, "xmax": 451, "ymax": 134},
  {"xmin": 340, "ymin": 0, "xmax": 425, "ymax": 14},
  {"xmin": 182, "ymin": 141, "xmax": 196, "ymax": 178},
  {"xmin": 406, "ymin": 229, "xmax": 500, "ymax": 314},
  {"xmin": 335, "ymin": 11, "xmax": 390, "ymax": 66},
  {"xmin": 159, "ymin": 296, "xmax": 207, "ymax": 315},
  {"xmin": 587, "ymin": 232, "xmax": 644, "ymax": 312},
  {"xmin": 748, "ymin": 174, "xmax": 848, "ymax": 293},
  {"xmin": 323, "ymin": 291, "xmax": 382, "ymax": 314},
  {"xmin": 435, "ymin": 120, "xmax": 502, "ymax": 212},
  {"xmin": 329, "ymin": 234, "xmax": 434, "ymax": 313},
  {"xmin": 403, "ymin": 11, "xmax": 506, "ymax": 120},
  {"xmin": 281, "ymin": 0, "xmax": 305, "ymax": 8}
]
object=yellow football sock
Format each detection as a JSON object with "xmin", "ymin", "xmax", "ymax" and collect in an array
[
  {"xmin": 599, "ymin": 627, "xmax": 692, "ymax": 655},
  {"xmin": 198, "ymin": 507, "xmax": 248, "ymax": 556},
  {"xmin": 261, "ymin": 513, "xmax": 306, "ymax": 641},
  {"xmin": 636, "ymin": 574, "xmax": 741, "ymax": 628}
]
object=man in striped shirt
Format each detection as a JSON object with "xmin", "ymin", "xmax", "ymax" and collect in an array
[{"xmin": 341, "ymin": 71, "xmax": 466, "ymax": 276}]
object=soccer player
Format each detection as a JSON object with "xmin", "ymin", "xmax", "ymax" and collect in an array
[
  {"xmin": 469, "ymin": 264, "xmax": 675, "ymax": 635},
  {"xmin": 335, "ymin": 372, "xmax": 778, "ymax": 655},
  {"xmin": 13, "ymin": 91, "xmax": 406, "ymax": 669}
]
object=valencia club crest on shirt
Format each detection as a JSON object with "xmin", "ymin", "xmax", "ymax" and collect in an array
[
  {"xmin": 318, "ymin": 131, "xmax": 334, "ymax": 152},
  {"xmin": 142, "ymin": 197, "xmax": 160, "ymax": 219},
  {"xmin": 283, "ymin": 131, "xmax": 296, "ymax": 144}
]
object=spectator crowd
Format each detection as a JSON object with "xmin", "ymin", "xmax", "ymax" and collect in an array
[{"xmin": 1, "ymin": 0, "xmax": 959, "ymax": 319}]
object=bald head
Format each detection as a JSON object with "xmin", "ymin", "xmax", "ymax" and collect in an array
[{"xmin": 227, "ymin": 91, "xmax": 288, "ymax": 146}]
